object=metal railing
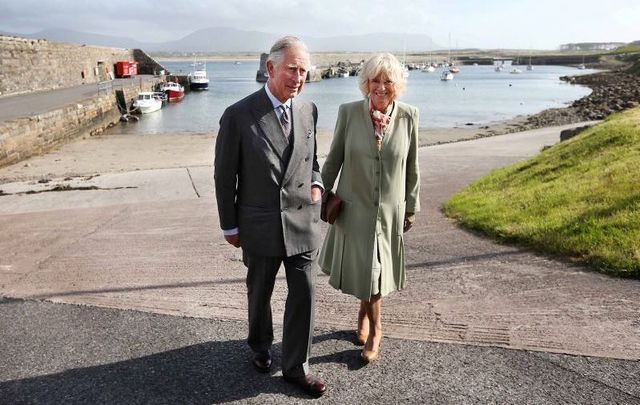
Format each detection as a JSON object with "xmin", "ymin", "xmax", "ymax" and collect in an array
[{"xmin": 97, "ymin": 80, "xmax": 113, "ymax": 95}]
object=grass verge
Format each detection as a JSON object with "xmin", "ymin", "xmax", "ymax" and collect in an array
[{"xmin": 443, "ymin": 108, "xmax": 640, "ymax": 278}]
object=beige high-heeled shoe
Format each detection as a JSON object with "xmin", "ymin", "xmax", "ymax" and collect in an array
[
  {"xmin": 361, "ymin": 345, "xmax": 381, "ymax": 363},
  {"xmin": 361, "ymin": 332, "xmax": 382, "ymax": 364}
]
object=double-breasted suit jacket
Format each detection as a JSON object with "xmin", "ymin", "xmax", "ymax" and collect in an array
[{"xmin": 214, "ymin": 87, "xmax": 322, "ymax": 257}]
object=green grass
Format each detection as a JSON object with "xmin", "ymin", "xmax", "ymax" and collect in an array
[
  {"xmin": 612, "ymin": 45, "xmax": 640, "ymax": 54},
  {"xmin": 443, "ymin": 108, "xmax": 640, "ymax": 278}
]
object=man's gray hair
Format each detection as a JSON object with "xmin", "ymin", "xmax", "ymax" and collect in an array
[{"xmin": 267, "ymin": 36, "xmax": 309, "ymax": 66}]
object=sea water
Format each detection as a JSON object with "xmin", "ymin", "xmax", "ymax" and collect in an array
[{"xmin": 118, "ymin": 61, "xmax": 593, "ymax": 134}]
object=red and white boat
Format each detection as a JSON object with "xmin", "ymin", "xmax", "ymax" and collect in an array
[{"xmin": 161, "ymin": 81, "xmax": 184, "ymax": 102}]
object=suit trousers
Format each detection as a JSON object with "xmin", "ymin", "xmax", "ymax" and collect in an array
[{"xmin": 243, "ymin": 249, "xmax": 318, "ymax": 378}]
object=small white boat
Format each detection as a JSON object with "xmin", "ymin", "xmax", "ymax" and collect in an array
[
  {"xmin": 133, "ymin": 92, "xmax": 162, "ymax": 114},
  {"xmin": 510, "ymin": 68, "xmax": 522, "ymax": 74},
  {"xmin": 401, "ymin": 64, "xmax": 409, "ymax": 78},
  {"xmin": 495, "ymin": 64, "xmax": 504, "ymax": 72},
  {"xmin": 526, "ymin": 64, "xmax": 534, "ymax": 71},
  {"xmin": 449, "ymin": 65, "xmax": 460, "ymax": 74},
  {"xmin": 578, "ymin": 55, "xmax": 586, "ymax": 70},
  {"xmin": 440, "ymin": 70, "xmax": 454, "ymax": 81}
]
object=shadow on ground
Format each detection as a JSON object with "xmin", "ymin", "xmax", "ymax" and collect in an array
[{"xmin": 0, "ymin": 331, "xmax": 361, "ymax": 403}]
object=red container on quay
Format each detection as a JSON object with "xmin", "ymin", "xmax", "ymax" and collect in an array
[{"xmin": 115, "ymin": 61, "xmax": 138, "ymax": 78}]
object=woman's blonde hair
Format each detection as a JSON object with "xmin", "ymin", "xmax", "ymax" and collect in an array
[{"xmin": 358, "ymin": 53, "xmax": 407, "ymax": 98}]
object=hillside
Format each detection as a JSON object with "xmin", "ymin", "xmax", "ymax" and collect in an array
[{"xmin": 443, "ymin": 108, "xmax": 640, "ymax": 277}]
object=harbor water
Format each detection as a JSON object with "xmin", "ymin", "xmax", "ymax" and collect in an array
[{"xmin": 118, "ymin": 61, "xmax": 593, "ymax": 134}]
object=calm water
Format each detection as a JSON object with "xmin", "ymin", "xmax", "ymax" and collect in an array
[{"xmin": 118, "ymin": 61, "xmax": 593, "ymax": 134}]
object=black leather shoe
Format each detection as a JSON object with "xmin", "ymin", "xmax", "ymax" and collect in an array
[
  {"xmin": 252, "ymin": 352, "xmax": 272, "ymax": 373},
  {"xmin": 283, "ymin": 374, "xmax": 327, "ymax": 398}
]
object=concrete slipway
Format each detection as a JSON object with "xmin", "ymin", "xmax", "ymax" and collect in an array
[{"xmin": 0, "ymin": 124, "xmax": 638, "ymax": 404}]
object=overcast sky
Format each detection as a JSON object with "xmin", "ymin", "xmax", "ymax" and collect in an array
[{"xmin": 2, "ymin": 0, "xmax": 639, "ymax": 49}]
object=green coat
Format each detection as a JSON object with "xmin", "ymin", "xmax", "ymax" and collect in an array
[{"xmin": 319, "ymin": 99, "xmax": 420, "ymax": 300}]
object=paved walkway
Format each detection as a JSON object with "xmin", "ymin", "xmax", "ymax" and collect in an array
[
  {"xmin": 1, "ymin": 125, "xmax": 639, "ymax": 403},
  {"xmin": 0, "ymin": 76, "xmax": 157, "ymax": 122}
]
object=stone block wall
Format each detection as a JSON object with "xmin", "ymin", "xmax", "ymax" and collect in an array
[
  {"xmin": 0, "ymin": 35, "xmax": 165, "ymax": 97},
  {"xmin": 133, "ymin": 49, "xmax": 167, "ymax": 75},
  {"xmin": 0, "ymin": 80, "xmax": 156, "ymax": 168}
]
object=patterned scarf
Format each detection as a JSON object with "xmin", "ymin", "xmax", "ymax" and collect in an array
[{"xmin": 369, "ymin": 98, "xmax": 392, "ymax": 150}]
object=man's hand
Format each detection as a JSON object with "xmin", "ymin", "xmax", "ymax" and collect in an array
[
  {"xmin": 225, "ymin": 234, "xmax": 241, "ymax": 248},
  {"xmin": 311, "ymin": 185, "xmax": 322, "ymax": 203}
]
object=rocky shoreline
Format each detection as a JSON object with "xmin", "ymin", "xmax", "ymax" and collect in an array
[
  {"xmin": 501, "ymin": 67, "xmax": 640, "ymax": 134},
  {"xmin": 415, "ymin": 65, "xmax": 640, "ymax": 146}
]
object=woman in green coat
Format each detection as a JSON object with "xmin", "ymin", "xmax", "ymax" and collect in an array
[{"xmin": 319, "ymin": 53, "xmax": 420, "ymax": 363}]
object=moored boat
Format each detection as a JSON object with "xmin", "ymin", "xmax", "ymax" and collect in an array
[
  {"xmin": 440, "ymin": 70, "xmax": 454, "ymax": 81},
  {"xmin": 132, "ymin": 92, "xmax": 162, "ymax": 114},
  {"xmin": 161, "ymin": 81, "xmax": 185, "ymax": 102},
  {"xmin": 188, "ymin": 62, "xmax": 210, "ymax": 91}
]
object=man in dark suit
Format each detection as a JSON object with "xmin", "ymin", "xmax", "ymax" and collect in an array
[{"xmin": 214, "ymin": 37, "xmax": 326, "ymax": 397}]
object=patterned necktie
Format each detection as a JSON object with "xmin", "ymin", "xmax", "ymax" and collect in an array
[{"xmin": 279, "ymin": 105, "xmax": 291, "ymax": 137}]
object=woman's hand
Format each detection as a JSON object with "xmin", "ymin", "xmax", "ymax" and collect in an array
[{"xmin": 403, "ymin": 212, "xmax": 415, "ymax": 233}]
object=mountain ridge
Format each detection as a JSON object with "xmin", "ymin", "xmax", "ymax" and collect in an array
[{"xmin": 1, "ymin": 26, "xmax": 440, "ymax": 52}]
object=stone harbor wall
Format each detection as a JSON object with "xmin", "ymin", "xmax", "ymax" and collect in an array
[
  {"xmin": 0, "ymin": 35, "xmax": 165, "ymax": 97},
  {"xmin": 0, "ymin": 35, "xmax": 167, "ymax": 168},
  {"xmin": 0, "ymin": 79, "xmax": 157, "ymax": 168},
  {"xmin": 133, "ymin": 49, "xmax": 167, "ymax": 75}
]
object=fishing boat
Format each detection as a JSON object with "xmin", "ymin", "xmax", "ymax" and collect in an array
[
  {"xmin": 161, "ymin": 81, "xmax": 185, "ymax": 102},
  {"xmin": 132, "ymin": 92, "xmax": 162, "ymax": 114},
  {"xmin": 188, "ymin": 61, "xmax": 209, "ymax": 91}
]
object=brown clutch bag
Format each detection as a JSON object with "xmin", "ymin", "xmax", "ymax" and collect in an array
[{"xmin": 321, "ymin": 191, "xmax": 343, "ymax": 224}]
